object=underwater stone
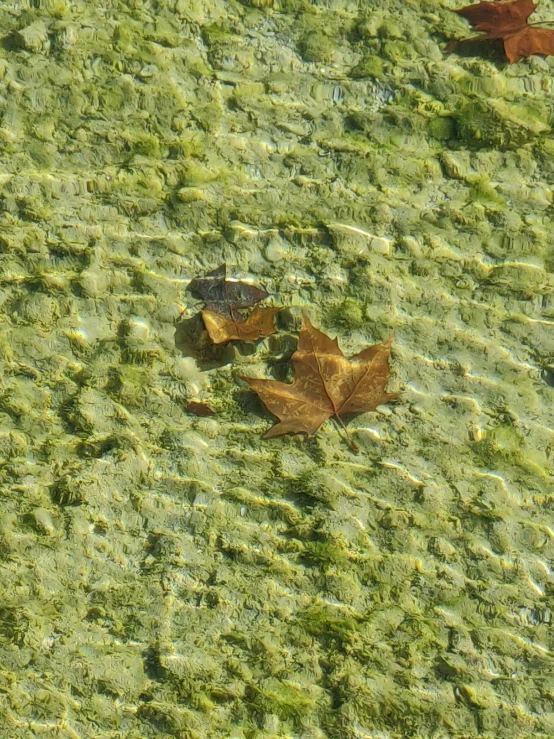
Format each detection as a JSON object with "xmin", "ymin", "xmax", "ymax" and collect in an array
[
  {"xmin": 351, "ymin": 54, "xmax": 386, "ymax": 79},
  {"xmin": 0, "ymin": 430, "xmax": 28, "ymax": 458},
  {"xmin": 32, "ymin": 507, "xmax": 56, "ymax": 535},
  {"xmin": 177, "ymin": 187, "xmax": 209, "ymax": 203},
  {"xmin": 298, "ymin": 31, "xmax": 335, "ymax": 64},
  {"xmin": 328, "ymin": 223, "xmax": 374, "ymax": 258},
  {"xmin": 17, "ymin": 21, "xmax": 50, "ymax": 53},
  {"xmin": 78, "ymin": 270, "xmax": 110, "ymax": 298},
  {"xmin": 429, "ymin": 116, "xmax": 456, "ymax": 141},
  {"xmin": 14, "ymin": 294, "xmax": 59, "ymax": 327},
  {"xmin": 173, "ymin": 357, "xmax": 209, "ymax": 395},
  {"xmin": 64, "ymin": 329, "xmax": 90, "ymax": 351},
  {"xmin": 196, "ymin": 418, "xmax": 219, "ymax": 439},
  {"xmin": 180, "ymin": 432, "xmax": 210, "ymax": 455},
  {"xmin": 264, "ymin": 236, "xmax": 289, "ymax": 262},
  {"xmin": 440, "ymin": 151, "xmax": 472, "ymax": 181},
  {"xmin": 333, "ymin": 298, "xmax": 364, "ymax": 329},
  {"xmin": 455, "ymin": 100, "xmax": 549, "ymax": 150},
  {"xmin": 125, "ymin": 317, "xmax": 150, "ymax": 343},
  {"xmin": 370, "ymin": 236, "xmax": 392, "ymax": 255},
  {"xmin": 399, "ymin": 235, "xmax": 423, "ymax": 257}
]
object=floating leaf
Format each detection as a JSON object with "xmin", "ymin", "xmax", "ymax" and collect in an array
[
  {"xmin": 202, "ymin": 306, "xmax": 281, "ymax": 344},
  {"xmin": 188, "ymin": 264, "xmax": 269, "ymax": 318},
  {"xmin": 186, "ymin": 401, "xmax": 216, "ymax": 417},
  {"xmin": 242, "ymin": 313, "xmax": 397, "ymax": 442},
  {"xmin": 449, "ymin": 0, "xmax": 554, "ymax": 63}
]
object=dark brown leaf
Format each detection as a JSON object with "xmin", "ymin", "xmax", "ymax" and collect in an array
[
  {"xmin": 202, "ymin": 306, "xmax": 281, "ymax": 344},
  {"xmin": 186, "ymin": 401, "xmax": 216, "ymax": 417},
  {"xmin": 188, "ymin": 264, "xmax": 269, "ymax": 318},
  {"xmin": 242, "ymin": 313, "xmax": 397, "ymax": 440}
]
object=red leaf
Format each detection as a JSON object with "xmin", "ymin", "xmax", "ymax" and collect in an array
[
  {"xmin": 186, "ymin": 401, "xmax": 216, "ymax": 417},
  {"xmin": 456, "ymin": 0, "xmax": 537, "ymax": 35},
  {"xmin": 451, "ymin": 0, "xmax": 554, "ymax": 62}
]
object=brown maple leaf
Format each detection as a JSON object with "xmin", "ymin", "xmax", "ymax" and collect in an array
[
  {"xmin": 202, "ymin": 306, "xmax": 281, "ymax": 344},
  {"xmin": 450, "ymin": 0, "xmax": 554, "ymax": 63},
  {"xmin": 242, "ymin": 313, "xmax": 397, "ymax": 443}
]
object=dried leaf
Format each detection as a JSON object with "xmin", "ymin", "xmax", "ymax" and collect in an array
[
  {"xmin": 188, "ymin": 264, "xmax": 269, "ymax": 318},
  {"xmin": 186, "ymin": 401, "xmax": 216, "ymax": 417},
  {"xmin": 456, "ymin": 0, "xmax": 537, "ymax": 35},
  {"xmin": 451, "ymin": 0, "xmax": 554, "ymax": 62},
  {"xmin": 242, "ymin": 313, "xmax": 397, "ymax": 440},
  {"xmin": 503, "ymin": 24, "xmax": 554, "ymax": 61},
  {"xmin": 202, "ymin": 306, "xmax": 281, "ymax": 344}
]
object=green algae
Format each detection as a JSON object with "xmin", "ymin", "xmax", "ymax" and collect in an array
[{"xmin": 0, "ymin": 0, "xmax": 554, "ymax": 737}]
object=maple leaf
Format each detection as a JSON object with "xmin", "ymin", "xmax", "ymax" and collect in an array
[
  {"xmin": 457, "ymin": 0, "xmax": 537, "ymax": 35},
  {"xmin": 188, "ymin": 264, "xmax": 269, "ymax": 318},
  {"xmin": 202, "ymin": 305, "xmax": 281, "ymax": 344},
  {"xmin": 451, "ymin": 0, "xmax": 554, "ymax": 62},
  {"xmin": 242, "ymin": 313, "xmax": 397, "ymax": 442}
]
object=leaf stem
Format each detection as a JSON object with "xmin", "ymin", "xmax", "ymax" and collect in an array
[{"xmin": 334, "ymin": 415, "xmax": 359, "ymax": 452}]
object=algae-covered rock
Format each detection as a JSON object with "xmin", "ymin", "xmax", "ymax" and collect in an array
[
  {"xmin": 429, "ymin": 115, "xmax": 456, "ymax": 141},
  {"xmin": 298, "ymin": 30, "xmax": 336, "ymax": 64},
  {"xmin": 240, "ymin": 0, "xmax": 274, "ymax": 6},
  {"xmin": 455, "ymin": 99, "xmax": 550, "ymax": 150},
  {"xmin": 350, "ymin": 53, "xmax": 386, "ymax": 79},
  {"xmin": 15, "ymin": 20, "xmax": 50, "ymax": 53}
]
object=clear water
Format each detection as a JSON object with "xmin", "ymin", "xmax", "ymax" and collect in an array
[{"xmin": 1, "ymin": 0, "xmax": 554, "ymax": 737}]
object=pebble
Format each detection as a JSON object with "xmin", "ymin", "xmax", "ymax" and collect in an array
[
  {"xmin": 32, "ymin": 508, "xmax": 55, "ymax": 535},
  {"xmin": 264, "ymin": 236, "xmax": 289, "ymax": 262}
]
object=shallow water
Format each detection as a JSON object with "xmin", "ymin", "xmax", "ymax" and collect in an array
[{"xmin": 1, "ymin": 1, "xmax": 554, "ymax": 737}]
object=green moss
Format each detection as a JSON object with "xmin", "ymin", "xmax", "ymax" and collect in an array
[
  {"xmin": 247, "ymin": 678, "xmax": 317, "ymax": 721},
  {"xmin": 428, "ymin": 116, "xmax": 456, "ymax": 141},
  {"xmin": 382, "ymin": 40, "xmax": 417, "ymax": 63},
  {"xmin": 239, "ymin": 0, "xmax": 275, "ymax": 7},
  {"xmin": 379, "ymin": 19, "xmax": 404, "ymax": 39},
  {"xmin": 329, "ymin": 298, "xmax": 364, "ymax": 329},
  {"xmin": 468, "ymin": 177, "xmax": 505, "ymax": 207},
  {"xmin": 122, "ymin": 344, "xmax": 167, "ymax": 366},
  {"xmin": 454, "ymin": 100, "xmax": 549, "ymax": 150},
  {"xmin": 298, "ymin": 31, "xmax": 335, "ymax": 64},
  {"xmin": 303, "ymin": 537, "xmax": 351, "ymax": 568},
  {"xmin": 2, "ymin": 431, "xmax": 28, "ymax": 458},
  {"xmin": 27, "ymin": 141, "xmax": 56, "ymax": 169},
  {"xmin": 279, "ymin": 0, "xmax": 312, "ymax": 11},
  {"xmin": 297, "ymin": 602, "xmax": 359, "ymax": 645},
  {"xmin": 50, "ymin": 471, "xmax": 88, "ymax": 506},
  {"xmin": 474, "ymin": 425, "xmax": 522, "ymax": 464},
  {"xmin": 113, "ymin": 22, "xmax": 134, "ymax": 50},
  {"xmin": 127, "ymin": 133, "xmax": 162, "ymax": 159},
  {"xmin": 201, "ymin": 21, "xmax": 235, "ymax": 45},
  {"xmin": 179, "ymin": 162, "xmax": 220, "ymax": 187},
  {"xmin": 0, "ymin": 607, "xmax": 30, "ymax": 646},
  {"xmin": 351, "ymin": 54, "xmax": 386, "ymax": 80},
  {"xmin": 192, "ymin": 102, "xmax": 223, "ymax": 134},
  {"xmin": 476, "ymin": 424, "xmax": 552, "ymax": 479}
]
